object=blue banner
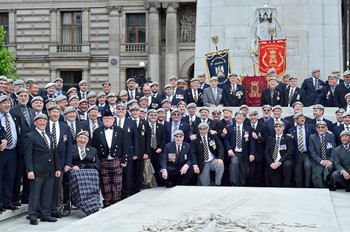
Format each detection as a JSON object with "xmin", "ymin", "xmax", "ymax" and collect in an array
[{"xmin": 205, "ymin": 49, "xmax": 231, "ymax": 88}]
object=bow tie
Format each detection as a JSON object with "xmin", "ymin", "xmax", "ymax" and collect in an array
[{"xmin": 105, "ymin": 127, "xmax": 113, "ymax": 130}]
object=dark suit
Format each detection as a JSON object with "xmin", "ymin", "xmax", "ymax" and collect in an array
[
  {"xmin": 165, "ymin": 121, "xmax": 190, "ymax": 143},
  {"xmin": 224, "ymin": 124, "xmax": 256, "ymax": 186},
  {"xmin": 185, "ymin": 88, "xmax": 204, "ymax": 106},
  {"xmin": 190, "ymin": 133, "xmax": 224, "ymax": 186},
  {"xmin": 181, "ymin": 115, "xmax": 201, "ymax": 130},
  {"xmin": 334, "ymin": 124, "xmax": 350, "ymax": 146},
  {"xmin": 309, "ymin": 133, "xmax": 336, "ymax": 188},
  {"xmin": 282, "ymin": 87, "xmax": 306, "ymax": 107},
  {"xmin": 62, "ymin": 120, "xmax": 89, "ymax": 144},
  {"xmin": 127, "ymin": 90, "xmax": 142, "ymax": 101},
  {"xmin": 23, "ymin": 130, "xmax": 59, "ymax": 221},
  {"xmin": 309, "ymin": 118, "xmax": 333, "ymax": 133},
  {"xmin": 10, "ymin": 104, "xmax": 35, "ymax": 204},
  {"xmin": 265, "ymin": 118, "xmax": 291, "ymax": 136},
  {"xmin": 333, "ymin": 83, "xmax": 350, "ymax": 108},
  {"xmin": 332, "ymin": 144, "xmax": 350, "ymax": 190},
  {"xmin": 71, "ymin": 144, "xmax": 101, "ymax": 171},
  {"xmin": 248, "ymin": 122, "xmax": 268, "ymax": 187},
  {"xmin": 77, "ymin": 91, "xmax": 89, "ymax": 100},
  {"xmin": 160, "ymin": 142, "xmax": 194, "ymax": 186},
  {"xmin": 190, "ymin": 119, "xmax": 217, "ymax": 137},
  {"xmin": 149, "ymin": 122, "xmax": 166, "ymax": 186},
  {"xmin": 317, "ymin": 85, "xmax": 336, "ymax": 107},
  {"xmin": 82, "ymin": 119, "xmax": 103, "ymax": 139},
  {"xmin": 46, "ymin": 121, "xmax": 72, "ymax": 213},
  {"xmin": 288, "ymin": 124, "xmax": 315, "ymax": 187},
  {"xmin": 222, "ymin": 84, "xmax": 246, "ymax": 106},
  {"xmin": 261, "ymin": 88, "xmax": 284, "ymax": 107},
  {"xmin": 284, "ymin": 115, "xmax": 312, "ymax": 128},
  {"xmin": 301, "ymin": 77, "xmax": 325, "ymax": 106},
  {"xmin": 265, "ymin": 134, "xmax": 294, "ymax": 187},
  {"xmin": 133, "ymin": 119, "xmax": 151, "ymax": 193}
]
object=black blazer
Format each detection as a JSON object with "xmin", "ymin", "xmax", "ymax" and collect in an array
[
  {"xmin": 250, "ymin": 122, "xmax": 268, "ymax": 162},
  {"xmin": 224, "ymin": 124, "xmax": 256, "ymax": 159},
  {"xmin": 149, "ymin": 122, "xmax": 166, "ymax": 153},
  {"xmin": 282, "ymin": 87, "xmax": 306, "ymax": 107},
  {"xmin": 71, "ymin": 144, "xmax": 101, "ymax": 172},
  {"xmin": 62, "ymin": 120, "xmax": 89, "ymax": 144},
  {"xmin": 161, "ymin": 141, "xmax": 191, "ymax": 171},
  {"xmin": 82, "ymin": 119, "xmax": 103, "ymax": 139},
  {"xmin": 265, "ymin": 134, "xmax": 294, "ymax": 165},
  {"xmin": 333, "ymin": 83, "xmax": 350, "ymax": 108},
  {"xmin": 91, "ymin": 125, "xmax": 128, "ymax": 163},
  {"xmin": 301, "ymin": 77, "xmax": 325, "ymax": 107},
  {"xmin": 185, "ymin": 88, "xmax": 204, "ymax": 106},
  {"xmin": 190, "ymin": 133, "xmax": 224, "ymax": 171},
  {"xmin": 23, "ymin": 130, "xmax": 59, "ymax": 178},
  {"xmin": 261, "ymin": 88, "xmax": 284, "ymax": 107},
  {"xmin": 222, "ymin": 84, "xmax": 246, "ymax": 106},
  {"xmin": 135, "ymin": 119, "xmax": 151, "ymax": 159},
  {"xmin": 121, "ymin": 118, "xmax": 139, "ymax": 161}
]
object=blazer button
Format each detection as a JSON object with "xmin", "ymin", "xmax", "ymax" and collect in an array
[{"xmin": 49, "ymin": 159, "xmax": 51, "ymax": 162}]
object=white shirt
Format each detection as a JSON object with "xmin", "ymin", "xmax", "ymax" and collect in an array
[
  {"xmin": 36, "ymin": 128, "xmax": 51, "ymax": 147},
  {"xmin": 202, "ymin": 135, "xmax": 214, "ymax": 162},
  {"xmin": 275, "ymin": 135, "xmax": 282, "ymax": 162},
  {"xmin": 116, "ymin": 117, "xmax": 125, "ymax": 128},
  {"xmin": 104, "ymin": 128, "xmax": 113, "ymax": 148},
  {"xmin": 149, "ymin": 122, "xmax": 157, "ymax": 136},
  {"xmin": 49, "ymin": 120, "xmax": 60, "ymax": 146}
]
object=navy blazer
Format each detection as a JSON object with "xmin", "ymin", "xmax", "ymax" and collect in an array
[
  {"xmin": 82, "ymin": 119, "xmax": 103, "ymax": 139},
  {"xmin": 309, "ymin": 133, "xmax": 336, "ymax": 165},
  {"xmin": 316, "ymin": 85, "xmax": 336, "ymax": 107},
  {"xmin": 121, "ymin": 118, "xmax": 139, "ymax": 161},
  {"xmin": 224, "ymin": 124, "xmax": 256, "ymax": 159},
  {"xmin": 333, "ymin": 83, "xmax": 350, "ymax": 108},
  {"xmin": 282, "ymin": 87, "xmax": 306, "ymax": 107},
  {"xmin": 265, "ymin": 118, "xmax": 291, "ymax": 136},
  {"xmin": 160, "ymin": 141, "xmax": 191, "ymax": 171},
  {"xmin": 288, "ymin": 124, "xmax": 315, "ymax": 162},
  {"xmin": 333, "ymin": 124, "xmax": 350, "ymax": 146},
  {"xmin": 265, "ymin": 134, "xmax": 294, "ymax": 165},
  {"xmin": 260, "ymin": 88, "xmax": 284, "ymax": 107},
  {"xmin": 165, "ymin": 121, "xmax": 190, "ymax": 143},
  {"xmin": 185, "ymin": 88, "xmax": 204, "ymax": 106},
  {"xmin": 301, "ymin": 77, "xmax": 325, "ymax": 106},
  {"xmin": 221, "ymin": 84, "xmax": 246, "ymax": 106},
  {"xmin": 46, "ymin": 122, "xmax": 73, "ymax": 171}
]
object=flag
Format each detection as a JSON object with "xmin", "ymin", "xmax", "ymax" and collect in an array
[
  {"xmin": 205, "ymin": 49, "xmax": 231, "ymax": 88},
  {"xmin": 241, "ymin": 75, "xmax": 267, "ymax": 106},
  {"xmin": 258, "ymin": 39, "xmax": 287, "ymax": 77}
]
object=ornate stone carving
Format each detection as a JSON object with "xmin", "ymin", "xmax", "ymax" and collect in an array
[
  {"xmin": 145, "ymin": 2, "xmax": 161, "ymax": 10},
  {"xmin": 179, "ymin": 5, "xmax": 196, "ymax": 42},
  {"xmin": 287, "ymin": 37, "xmax": 299, "ymax": 56},
  {"xmin": 106, "ymin": 6, "xmax": 122, "ymax": 15},
  {"xmin": 162, "ymin": 2, "xmax": 179, "ymax": 10},
  {"xmin": 8, "ymin": 9, "xmax": 16, "ymax": 14},
  {"xmin": 82, "ymin": 7, "xmax": 90, "ymax": 12}
]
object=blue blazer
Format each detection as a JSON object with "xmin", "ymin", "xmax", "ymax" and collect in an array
[
  {"xmin": 265, "ymin": 118, "xmax": 291, "ymax": 136},
  {"xmin": 165, "ymin": 121, "xmax": 190, "ymax": 144},
  {"xmin": 160, "ymin": 141, "xmax": 191, "ymax": 172},
  {"xmin": 288, "ymin": 124, "xmax": 315, "ymax": 162},
  {"xmin": 121, "ymin": 118, "xmax": 139, "ymax": 161},
  {"xmin": 224, "ymin": 124, "xmax": 256, "ymax": 159},
  {"xmin": 301, "ymin": 77, "xmax": 325, "ymax": 106}
]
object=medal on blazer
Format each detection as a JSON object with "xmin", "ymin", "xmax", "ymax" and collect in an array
[
  {"xmin": 141, "ymin": 124, "xmax": 145, "ymax": 136},
  {"xmin": 209, "ymin": 139, "xmax": 216, "ymax": 150},
  {"xmin": 244, "ymin": 131, "xmax": 249, "ymax": 142},
  {"xmin": 277, "ymin": 92, "xmax": 280, "ymax": 101},
  {"xmin": 63, "ymin": 134, "xmax": 67, "ymax": 143}
]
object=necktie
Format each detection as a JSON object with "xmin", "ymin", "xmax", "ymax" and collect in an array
[
  {"xmin": 315, "ymin": 79, "xmax": 319, "ymax": 90},
  {"xmin": 321, "ymin": 136, "xmax": 327, "ymax": 160},
  {"xmin": 252, "ymin": 124, "xmax": 256, "ymax": 131},
  {"xmin": 231, "ymin": 85, "xmax": 236, "ymax": 94},
  {"xmin": 347, "ymin": 126, "xmax": 349, "ymax": 131},
  {"xmin": 52, "ymin": 122, "xmax": 57, "ymax": 147},
  {"xmin": 118, "ymin": 118, "xmax": 121, "ymax": 127},
  {"xmin": 270, "ymin": 89, "xmax": 274, "ymax": 104},
  {"xmin": 80, "ymin": 148, "xmax": 86, "ymax": 160},
  {"xmin": 236, "ymin": 125, "xmax": 242, "ymax": 149},
  {"xmin": 202, "ymin": 136, "xmax": 209, "ymax": 161},
  {"xmin": 82, "ymin": 93, "xmax": 86, "ymax": 99},
  {"xmin": 174, "ymin": 122, "xmax": 178, "ymax": 132},
  {"xmin": 288, "ymin": 89, "xmax": 294, "ymax": 105},
  {"xmin": 273, "ymin": 137, "xmax": 280, "ymax": 160},
  {"xmin": 213, "ymin": 89, "xmax": 217, "ymax": 100},
  {"xmin": 41, "ymin": 132, "xmax": 50, "ymax": 149},
  {"xmin": 22, "ymin": 108, "xmax": 29, "ymax": 125},
  {"xmin": 177, "ymin": 145, "xmax": 181, "ymax": 159},
  {"xmin": 5, "ymin": 114, "xmax": 13, "ymax": 147},
  {"xmin": 346, "ymin": 145, "xmax": 349, "ymax": 151},
  {"xmin": 347, "ymin": 84, "xmax": 350, "ymax": 89},
  {"xmin": 130, "ymin": 91, "xmax": 134, "ymax": 99},
  {"xmin": 151, "ymin": 124, "xmax": 157, "ymax": 149},
  {"xmin": 70, "ymin": 123, "xmax": 76, "ymax": 140},
  {"xmin": 194, "ymin": 90, "xmax": 198, "ymax": 102},
  {"xmin": 298, "ymin": 126, "xmax": 304, "ymax": 153},
  {"xmin": 189, "ymin": 117, "xmax": 193, "ymax": 126},
  {"xmin": 92, "ymin": 120, "xmax": 97, "ymax": 132}
]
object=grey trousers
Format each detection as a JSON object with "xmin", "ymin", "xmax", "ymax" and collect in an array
[{"xmin": 198, "ymin": 159, "xmax": 224, "ymax": 186}]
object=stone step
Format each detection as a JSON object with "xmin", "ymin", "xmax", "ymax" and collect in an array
[{"xmin": 0, "ymin": 204, "xmax": 28, "ymax": 222}]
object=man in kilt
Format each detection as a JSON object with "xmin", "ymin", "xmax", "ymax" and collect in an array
[{"xmin": 91, "ymin": 109, "xmax": 127, "ymax": 208}]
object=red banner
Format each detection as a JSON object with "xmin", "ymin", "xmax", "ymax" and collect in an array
[
  {"xmin": 258, "ymin": 39, "xmax": 287, "ymax": 77},
  {"xmin": 241, "ymin": 75, "xmax": 267, "ymax": 106}
]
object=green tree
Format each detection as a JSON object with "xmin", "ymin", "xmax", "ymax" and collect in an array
[{"xmin": 0, "ymin": 25, "xmax": 17, "ymax": 79}]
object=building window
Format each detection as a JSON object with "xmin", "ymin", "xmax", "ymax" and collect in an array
[
  {"xmin": 0, "ymin": 13, "xmax": 9, "ymax": 44},
  {"xmin": 61, "ymin": 12, "xmax": 82, "ymax": 45},
  {"xmin": 60, "ymin": 71, "xmax": 82, "ymax": 92},
  {"xmin": 127, "ymin": 14, "xmax": 146, "ymax": 43}
]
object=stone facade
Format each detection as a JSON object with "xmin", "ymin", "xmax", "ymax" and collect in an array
[{"xmin": 0, "ymin": 0, "xmax": 196, "ymax": 92}]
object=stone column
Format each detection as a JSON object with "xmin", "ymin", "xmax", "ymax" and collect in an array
[
  {"xmin": 82, "ymin": 8, "xmax": 90, "ymax": 44},
  {"xmin": 49, "ymin": 8, "xmax": 58, "ymax": 43},
  {"xmin": 8, "ymin": 9, "xmax": 16, "ymax": 46},
  {"xmin": 106, "ymin": 6, "xmax": 122, "ymax": 92},
  {"xmin": 145, "ymin": 2, "xmax": 161, "ymax": 84},
  {"xmin": 163, "ymin": 2, "xmax": 179, "ymax": 83},
  {"xmin": 51, "ymin": 69, "xmax": 57, "ymax": 82},
  {"xmin": 83, "ymin": 69, "xmax": 90, "ymax": 85}
]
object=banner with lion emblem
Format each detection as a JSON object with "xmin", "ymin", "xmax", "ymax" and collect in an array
[
  {"xmin": 205, "ymin": 49, "xmax": 232, "ymax": 88},
  {"xmin": 258, "ymin": 39, "xmax": 287, "ymax": 77},
  {"xmin": 241, "ymin": 75, "xmax": 267, "ymax": 106}
]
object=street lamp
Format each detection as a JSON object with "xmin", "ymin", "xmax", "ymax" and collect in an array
[{"xmin": 138, "ymin": 61, "xmax": 146, "ymax": 91}]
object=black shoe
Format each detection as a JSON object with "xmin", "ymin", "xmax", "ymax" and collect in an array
[
  {"xmin": 5, "ymin": 206, "xmax": 19, "ymax": 210},
  {"xmin": 345, "ymin": 187, "xmax": 350, "ymax": 192},
  {"xmin": 13, "ymin": 201, "xmax": 21, "ymax": 207},
  {"xmin": 21, "ymin": 200, "xmax": 29, "ymax": 204},
  {"xmin": 30, "ymin": 220, "xmax": 38, "ymax": 225},
  {"xmin": 51, "ymin": 212, "xmax": 62, "ymax": 218},
  {"xmin": 0, "ymin": 207, "xmax": 6, "ymax": 212},
  {"xmin": 41, "ymin": 217, "xmax": 57, "ymax": 222},
  {"xmin": 329, "ymin": 186, "xmax": 336, "ymax": 191}
]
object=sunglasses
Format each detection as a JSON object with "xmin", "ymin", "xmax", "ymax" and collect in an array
[
  {"xmin": 149, "ymin": 114, "xmax": 157, "ymax": 116},
  {"xmin": 117, "ymin": 108, "xmax": 125, "ymax": 110},
  {"xmin": 275, "ymin": 125, "xmax": 283, "ymax": 128},
  {"xmin": 263, "ymin": 109, "xmax": 271, "ymax": 112},
  {"xmin": 175, "ymin": 135, "xmax": 183, "ymax": 138},
  {"xmin": 172, "ymin": 113, "xmax": 181, "ymax": 116},
  {"xmin": 317, "ymin": 126, "xmax": 326, "ymax": 129},
  {"xmin": 212, "ymin": 113, "xmax": 221, "ymax": 115}
]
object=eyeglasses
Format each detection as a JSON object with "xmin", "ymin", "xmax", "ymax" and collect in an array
[
  {"xmin": 172, "ymin": 113, "xmax": 181, "ymax": 116},
  {"xmin": 174, "ymin": 135, "xmax": 183, "ymax": 138},
  {"xmin": 212, "ymin": 113, "xmax": 221, "ymax": 115},
  {"xmin": 117, "ymin": 108, "xmax": 125, "ymax": 111},
  {"xmin": 275, "ymin": 125, "xmax": 283, "ymax": 128},
  {"xmin": 148, "ymin": 114, "xmax": 157, "ymax": 117},
  {"xmin": 317, "ymin": 126, "xmax": 326, "ymax": 129},
  {"xmin": 263, "ymin": 109, "xmax": 271, "ymax": 112}
]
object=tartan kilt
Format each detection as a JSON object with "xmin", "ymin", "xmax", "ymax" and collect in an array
[
  {"xmin": 68, "ymin": 169, "xmax": 100, "ymax": 215},
  {"xmin": 100, "ymin": 158, "xmax": 123, "ymax": 204}
]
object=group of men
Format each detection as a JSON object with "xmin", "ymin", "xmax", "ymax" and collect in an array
[{"xmin": 1, "ymin": 68, "xmax": 350, "ymax": 225}]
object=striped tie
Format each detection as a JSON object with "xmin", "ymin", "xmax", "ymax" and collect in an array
[
  {"xmin": 52, "ymin": 122, "xmax": 57, "ymax": 147},
  {"xmin": 70, "ymin": 123, "xmax": 76, "ymax": 140},
  {"xmin": 203, "ymin": 136, "xmax": 209, "ymax": 161},
  {"xmin": 80, "ymin": 148, "xmax": 86, "ymax": 160},
  {"xmin": 321, "ymin": 136, "xmax": 327, "ymax": 160},
  {"xmin": 41, "ymin": 132, "xmax": 50, "ymax": 149},
  {"xmin": 22, "ymin": 108, "xmax": 29, "ymax": 125},
  {"xmin": 273, "ymin": 136, "xmax": 280, "ymax": 160},
  {"xmin": 92, "ymin": 120, "xmax": 97, "ymax": 132},
  {"xmin": 236, "ymin": 125, "xmax": 242, "ymax": 149},
  {"xmin": 298, "ymin": 126, "xmax": 304, "ymax": 153},
  {"xmin": 151, "ymin": 124, "xmax": 157, "ymax": 149},
  {"xmin": 5, "ymin": 114, "xmax": 13, "ymax": 147}
]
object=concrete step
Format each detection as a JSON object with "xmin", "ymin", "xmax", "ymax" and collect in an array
[{"xmin": 0, "ymin": 204, "xmax": 28, "ymax": 222}]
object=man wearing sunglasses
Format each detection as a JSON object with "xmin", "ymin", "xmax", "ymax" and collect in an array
[
  {"xmin": 309, "ymin": 121, "xmax": 336, "ymax": 190},
  {"xmin": 265, "ymin": 121, "xmax": 294, "ymax": 187}
]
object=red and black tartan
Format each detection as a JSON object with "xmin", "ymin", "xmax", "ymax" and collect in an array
[{"xmin": 100, "ymin": 158, "xmax": 123, "ymax": 206}]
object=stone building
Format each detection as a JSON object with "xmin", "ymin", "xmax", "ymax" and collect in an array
[{"xmin": 0, "ymin": 0, "xmax": 196, "ymax": 92}]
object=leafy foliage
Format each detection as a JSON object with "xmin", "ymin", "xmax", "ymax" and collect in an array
[{"xmin": 0, "ymin": 25, "xmax": 17, "ymax": 79}]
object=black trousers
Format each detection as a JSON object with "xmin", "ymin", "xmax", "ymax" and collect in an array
[
  {"xmin": 150, "ymin": 150, "xmax": 163, "ymax": 186},
  {"xmin": 132, "ymin": 158, "xmax": 144, "ymax": 193},
  {"xmin": 0, "ymin": 149, "xmax": 17, "ymax": 208},
  {"xmin": 161, "ymin": 167, "xmax": 195, "ymax": 187},
  {"xmin": 266, "ymin": 160, "xmax": 293, "ymax": 187},
  {"xmin": 12, "ymin": 155, "xmax": 30, "ymax": 203},
  {"xmin": 122, "ymin": 160, "xmax": 134, "ymax": 199}
]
